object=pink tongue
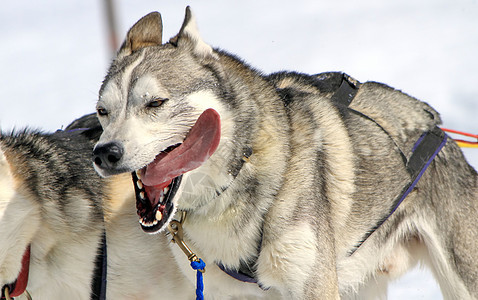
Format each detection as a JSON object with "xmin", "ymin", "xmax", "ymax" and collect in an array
[{"xmin": 141, "ymin": 108, "xmax": 221, "ymax": 187}]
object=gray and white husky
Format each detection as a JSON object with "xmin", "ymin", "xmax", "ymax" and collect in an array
[
  {"xmin": 92, "ymin": 7, "xmax": 478, "ymax": 299},
  {"xmin": 0, "ymin": 114, "xmax": 191, "ymax": 299}
]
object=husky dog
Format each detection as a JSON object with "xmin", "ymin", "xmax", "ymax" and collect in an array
[
  {"xmin": 0, "ymin": 114, "xmax": 191, "ymax": 299},
  {"xmin": 92, "ymin": 7, "xmax": 478, "ymax": 299}
]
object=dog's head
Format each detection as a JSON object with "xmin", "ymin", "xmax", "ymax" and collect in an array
[{"xmin": 93, "ymin": 7, "xmax": 238, "ymax": 234}]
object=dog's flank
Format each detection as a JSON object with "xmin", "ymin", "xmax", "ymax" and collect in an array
[
  {"xmin": 0, "ymin": 115, "xmax": 191, "ymax": 299},
  {"xmin": 94, "ymin": 7, "xmax": 478, "ymax": 299}
]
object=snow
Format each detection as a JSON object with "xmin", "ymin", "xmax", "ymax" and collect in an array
[{"xmin": 1, "ymin": 0, "xmax": 477, "ymax": 298}]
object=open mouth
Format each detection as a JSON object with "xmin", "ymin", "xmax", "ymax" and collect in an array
[
  {"xmin": 132, "ymin": 170, "xmax": 182, "ymax": 233},
  {"xmin": 132, "ymin": 108, "xmax": 221, "ymax": 233}
]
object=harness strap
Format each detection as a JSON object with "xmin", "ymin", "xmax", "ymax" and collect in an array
[
  {"xmin": 217, "ymin": 262, "xmax": 258, "ymax": 284},
  {"xmin": 322, "ymin": 74, "xmax": 448, "ymax": 255},
  {"xmin": 90, "ymin": 231, "xmax": 107, "ymax": 300},
  {"xmin": 348, "ymin": 126, "xmax": 447, "ymax": 255},
  {"xmin": 329, "ymin": 73, "xmax": 361, "ymax": 106},
  {"xmin": 217, "ymin": 260, "xmax": 269, "ymax": 290}
]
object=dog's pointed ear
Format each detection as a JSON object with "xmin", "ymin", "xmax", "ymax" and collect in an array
[
  {"xmin": 169, "ymin": 6, "xmax": 217, "ymax": 60},
  {"xmin": 118, "ymin": 12, "xmax": 163, "ymax": 57}
]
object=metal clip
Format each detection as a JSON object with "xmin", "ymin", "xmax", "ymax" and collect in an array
[
  {"xmin": 167, "ymin": 213, "xmax": 205, "ymax": 273},
  {"xmin": 242, "ymin": 147, "xmax": 253, "ymax": 163},
  {"xmin": 3, "ymin": 287, "xmax": 33, "ymax": 300}
]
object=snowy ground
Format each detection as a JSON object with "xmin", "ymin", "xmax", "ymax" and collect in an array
[{"xmin": 1, "ymin": 1, "xmax": 477, "ymax": 298}]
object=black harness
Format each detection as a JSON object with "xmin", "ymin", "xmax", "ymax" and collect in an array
[
  {"xmin": 91, "ymin": 231, "xmax": 107, "ymax": 300},
  {"xmin": 218, "ymin": 72, "xmax": 447, "ymax": 285}
]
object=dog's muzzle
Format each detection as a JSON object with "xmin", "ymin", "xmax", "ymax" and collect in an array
[{"xmin": 92, "ymin": 142, "xmax": 124, "ymax": 170}]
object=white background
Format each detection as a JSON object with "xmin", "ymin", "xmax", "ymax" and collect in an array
[{"xmin": 1, "ymin": 1, "xmax": 477, "ymax": 298}]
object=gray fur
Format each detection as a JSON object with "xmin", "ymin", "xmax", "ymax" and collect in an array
[
  {"xmin": 0, "ymin": 115, "xmax": 191, "ymax": 299},
  {"xmin": 94, "ymin": 7, "xmax": 478, "ymax": 299}
]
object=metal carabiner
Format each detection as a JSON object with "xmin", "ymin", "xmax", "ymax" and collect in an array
[
  {"xmin": 167, "ymin": 213, "xmax": 205, "ymax": 273},
  {"xmin": 3, "ymin": 286, "xmax": 33, "ymax": 300}
]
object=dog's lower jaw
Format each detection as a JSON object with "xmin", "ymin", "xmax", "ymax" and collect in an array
[{"xmin": 133, "ymin": 172, "xmax": 182, "ymax": 234}]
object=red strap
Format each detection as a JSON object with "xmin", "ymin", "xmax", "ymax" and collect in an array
[{"xmin": 1, "ymin": 246, "xmax": 30, "ymax": 298}]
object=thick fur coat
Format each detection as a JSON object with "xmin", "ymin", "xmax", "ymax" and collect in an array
[{"xmin": 92, "ymin": 8, "xmax": 478, "ymax": 299}]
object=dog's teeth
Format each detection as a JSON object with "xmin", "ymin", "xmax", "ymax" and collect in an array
[
  {"xmin": 136, "ymin": 179, "xmax": 143, "ymax": 189},
  {"xmin": 159, "ymin": 194, "xmax": 164, "ymax": 204},
  {"xmin": 140, "ymin": 191, "xmax": 145, "ymax": 199},
  {"xmin": 163, "ymin": 186, "xmax": 169, "ymax": 194},
  {"xmin": 141, "ymin": 220, "xmax": 154, "ymax": 227},
  {"xmin": 139, "ymin": 218, "xmax": 154, "ymax": 227},
  {"xmin": 155, "ymin": 210, "xmax": 163, "ymax": 221},
  {"xmin": 153, "ymin": 219, "xmax": 158, "ymax": 225},
  {"xmin": 135, "ymin": 170, "xmax": 142, "ymax": 179}
]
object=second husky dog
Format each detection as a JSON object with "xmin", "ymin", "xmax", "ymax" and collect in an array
[
  {"xmin": 92, "ymin": 8, "xmax": 478, "ymax": 299},
  {"xmin": 0, "ymin": 114, "xmax": 191, "ymax": 299}
]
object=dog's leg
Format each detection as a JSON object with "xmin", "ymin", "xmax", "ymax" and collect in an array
[
  {"xmin": 417, "ymin": 143, "xmax": 478, "ymax": 299},
  {"xmin": 418, "ymin": 224, "xmax": 474, "ymax": 299},
  {"xmin": 258, "ymin": 222, "xmax": 340, "ymax": 299}
]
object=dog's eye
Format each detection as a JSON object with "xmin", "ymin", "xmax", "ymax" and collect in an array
[
  {"xmin": 147, "ymin": 98, "xmax": 168, "ymax": 108},
  {"xmin": 97, "ymin": 107, "xmax": 108, "ymax": 116}
]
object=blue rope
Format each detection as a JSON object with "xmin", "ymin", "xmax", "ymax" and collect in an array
[{"xmin": 190, "ymin": 259, "xmax": 206, "ymax": 300}]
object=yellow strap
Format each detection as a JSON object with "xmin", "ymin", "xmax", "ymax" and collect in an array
[{"xmin": 456, "ymin": 141, "xmax": 478, "ymax": 148}]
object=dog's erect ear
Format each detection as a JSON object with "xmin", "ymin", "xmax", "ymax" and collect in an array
[
  {"xmin": 118, "ymin": 11, "xmax": 163, "ymax": 57},
  {"xmin": 170, "ymin": 6, "xmax": 217, "ymax": 60}
]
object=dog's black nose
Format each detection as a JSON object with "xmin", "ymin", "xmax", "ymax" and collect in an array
[{"xmin": 93, "ymin": 142, "xmax": 124, "ymax": 169}]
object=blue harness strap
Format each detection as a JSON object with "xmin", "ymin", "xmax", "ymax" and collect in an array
[
  {"xmin": 217, "ymin": 262, "xmax": 258, "ymax": 284},
  {"xmin": 348, "ymin": 126, "xmax": 447, "ymax": 255},
  {"xmin": 91, "ymin": 231, "xmax": 107, "ymax": 300},
  {"xmin": 321, "ymin": 73, "xmax": 448, "ymax": 255}
]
